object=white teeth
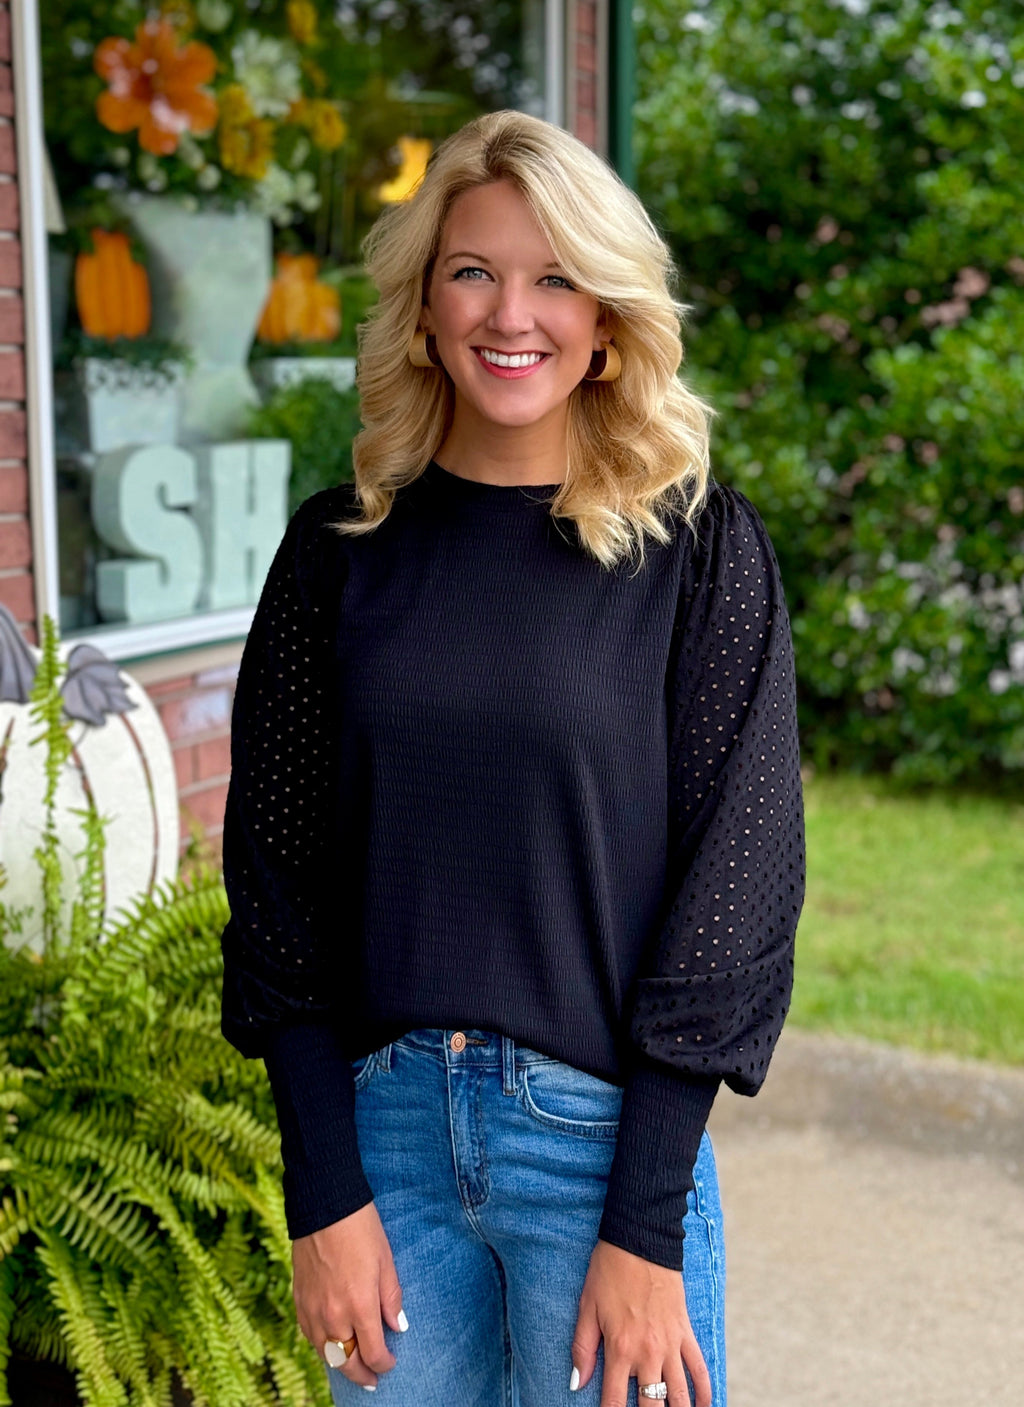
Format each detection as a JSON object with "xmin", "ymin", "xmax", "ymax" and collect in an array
[{"xmin": 479, "ymin": 349, "xmax": 545, "ymax": 368}]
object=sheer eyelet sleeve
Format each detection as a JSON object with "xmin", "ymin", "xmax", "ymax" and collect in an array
[
  {"xmin": 220, "ymin": 488, "xmax": 373, "ymax": 1237},
  {"xmin": 599, "ymin": 484, "xmax": 806, "ymax": 1268}
]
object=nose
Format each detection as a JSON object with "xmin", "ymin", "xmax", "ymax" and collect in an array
[{"xmin": 485, "ymin": 278, "xmax": 536, "ymax": 338}]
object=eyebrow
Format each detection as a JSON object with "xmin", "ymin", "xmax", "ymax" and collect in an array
[{"xmin": 442, "ymin": 251, "xmax": 562, "ymax": 269}]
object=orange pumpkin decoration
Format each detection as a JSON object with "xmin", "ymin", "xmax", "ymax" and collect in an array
[
  {"xmin": 75, "ymin": 229, "xmax": 152, "ymax": 340},
  {"xmin": 257, "ymin": 253, "xmax": 341, "ymax": 344}
]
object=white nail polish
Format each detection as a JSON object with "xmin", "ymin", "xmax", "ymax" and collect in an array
[
  {"xmin": 569, "ymin": 1366, "xmax": 581, "ymax": 1392},
  {"xmin": 362, "ymin": 1386, "xmax": 376, "ymax": 1393},
  {"xmin": 397, "ymin": 1309, "xmax": 409, "ymax": 1332}
]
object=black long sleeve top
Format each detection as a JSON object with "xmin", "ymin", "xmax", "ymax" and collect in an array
[{"xmin": 220, "ymin": 460, "xmax": 805, "ymax": 1269}]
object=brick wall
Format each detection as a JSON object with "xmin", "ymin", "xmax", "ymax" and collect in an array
[
  {"xmin": 136, "ymin": 656, "xmax": 239, "ymax": 862},
  {"xmin": 0, "ymin": 0, "xmax": 32, "ymax": 636},
  {"xmin": 572, "ymin": 0, "xmax": 601, "ymax": 151}
]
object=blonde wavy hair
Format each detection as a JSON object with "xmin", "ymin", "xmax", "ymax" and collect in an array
[{"xmin": 340, "ymin": 109, "xmax": 713, "ymax": 568}]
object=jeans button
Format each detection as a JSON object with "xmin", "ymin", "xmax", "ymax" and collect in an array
[{"xmin": 449, "ymin": 1031, "xmax": 467, "ymax": 1052}]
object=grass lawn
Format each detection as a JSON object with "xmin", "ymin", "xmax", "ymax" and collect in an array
[{"xmin": 792, "ymin": 772, "xmax": 1024, "ymax": 1066}]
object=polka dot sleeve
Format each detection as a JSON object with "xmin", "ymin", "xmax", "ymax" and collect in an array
[
  {"xmin": 220, "ymin": 489, "xmax": 351, "ymax": 1052},
  {"xmin": 220, "ymin": 489, "xmax": 374, "ymax": 1235},
  {"xmin": 599, "ymin": 484, "xmax": 806, "ymax": 1269}
]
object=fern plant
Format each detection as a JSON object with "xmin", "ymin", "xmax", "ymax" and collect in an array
[{"xmin": 0, "ymin": 622, "xmax": 328, "ymax": 1407}]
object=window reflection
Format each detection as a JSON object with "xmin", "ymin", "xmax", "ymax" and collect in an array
[{"xmin": 42, "ymin": 0, "xmax": 548, "ymax": 636}]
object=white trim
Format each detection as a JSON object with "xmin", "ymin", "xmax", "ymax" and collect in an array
[
  {"xmin": 11, "ymin": 0, "xmax": 60, "ymax": 628},
  {"xmin": 545, "ymin": 0, "xmax": 566, "ymax": 128},
  {"xmin": 70, "ymin": 607, "xmax": 255, "ymax": 664}
]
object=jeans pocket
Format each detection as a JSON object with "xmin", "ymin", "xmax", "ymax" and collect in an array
[
  {"xmin": 519, "ymin": 1060, "xmax": 621, "ymax": 1138},
  {"xmin": 351, "ymin": 1050, "xmax": 378, "ymax": 1091}
]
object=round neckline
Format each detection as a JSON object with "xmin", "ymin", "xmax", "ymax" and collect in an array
[{"xmin": 421, "ymin": 459, "xmax": 563, "ymax": 510}]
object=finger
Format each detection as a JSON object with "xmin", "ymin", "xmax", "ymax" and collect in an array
[
  {"xmin": 351, "ymin": 1306, "xmax": 397, "ymax": 1377},
  {"xmin": 597, "ymin": 1346, "xmax": 631, "ymax": 1407},
  {"xmin": 679, "ymin": 1331, "xmax": 711, "ymax": 1407},
  {"xmin": 321, "ymin": 1327, "xmax": 357, "ymax": 1367},
  {"xmin": 569, "ymin": 1293, "xmax": 601, "ymax": 1391},
  {"xmin": 663, "ymin": 1360, "xmax": 691, "ymax": 1406},
  {"xmin": 378, "ymin": 1258, "xmax": 407, "ymax": 1335},
  {"xmin": 635, "ymin": 1363, "xmax": 667, "ymax": 1407},
  {"xmin": 320, "ymin": 1330, "xmax": 362, "ymax": 1377},
  {"xmin": 334, "ymin": 1343, "xmax": 379, "ymax": 1392}
]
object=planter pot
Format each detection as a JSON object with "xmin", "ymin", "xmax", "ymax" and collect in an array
[
  {"xmin": 251, "ymin": 355, "xmax": 357, "ymax": 399},
  {"xmin": 117, "ymin": 194, "xmax": 272, "ymax": 443},
  {"xmin": 54, "ymin": 358, "xmax": 184, "ymax": 455}
]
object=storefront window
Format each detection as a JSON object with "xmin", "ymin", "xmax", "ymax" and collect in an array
[{"xmin": 40, "ymin": 0, "xmax": 554, "ymax": 642}]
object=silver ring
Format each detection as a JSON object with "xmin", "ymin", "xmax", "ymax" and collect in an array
[{"xmin": 639, "ymin": 1385, "xmax": 668, "ymax": 1401}]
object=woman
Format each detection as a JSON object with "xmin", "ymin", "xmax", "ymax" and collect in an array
[{"xmin": 221, "ymin": 110, "xmax": 804, "ymax": 1407}]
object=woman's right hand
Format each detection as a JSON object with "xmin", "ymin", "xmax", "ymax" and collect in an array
[{"xmin": 292, "ymin": 1201, "xmax": 407, "ymax": 1391}]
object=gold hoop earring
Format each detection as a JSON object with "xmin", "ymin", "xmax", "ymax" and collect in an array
[
  {"xmin": 583, "ymin": 343, "xmax": 621, "ymax": 383},
  {"xmin": 408, "ymin": 329, "xmax": 441, "ymax": 368}
]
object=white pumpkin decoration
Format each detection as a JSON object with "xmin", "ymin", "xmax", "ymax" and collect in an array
[{"xmin": 0, "ymin": 608, "xmax": 179, "ymax": 951}]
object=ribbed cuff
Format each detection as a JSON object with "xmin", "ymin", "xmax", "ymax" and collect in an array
[
  {"xmin": 598, "ymin": 1063, "xmax": 720, "ymax": 1269},
  {"xmin": 262, "ymin": 1023, "xmax": 374, "ymax": 1240}
]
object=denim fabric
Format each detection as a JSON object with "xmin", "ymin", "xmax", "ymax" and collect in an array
[{"xmin": 327, "ymin": 1029, "xmax": 726, "ymax": 1407}]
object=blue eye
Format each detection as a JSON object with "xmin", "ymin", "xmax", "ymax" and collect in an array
[
  {"xmin": 542, "ymin": 275, "xmax": 575, "ymax": 289},
  {"xmin": 453, "ymin": 266, "xmax": 490, "ymax": 281}
]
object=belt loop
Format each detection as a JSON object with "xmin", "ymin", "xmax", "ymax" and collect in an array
[
  {"xmin": 502, "ymin": 1036, "xmax": 517, "ymax": 1096},
  {"xmin": 380, "ymin": 1041, "xmax": 392, "ymax": 1073}
]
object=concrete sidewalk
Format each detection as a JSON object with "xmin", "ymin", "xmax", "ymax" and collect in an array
[{"xmin": 707, "ymin": 1030, "xmax": 1024, "ymax": 1407}]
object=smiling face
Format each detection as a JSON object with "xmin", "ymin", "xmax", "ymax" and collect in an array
[{"xmin": 420, "ymin": 180, "xmax": 609, "ymax": 463}]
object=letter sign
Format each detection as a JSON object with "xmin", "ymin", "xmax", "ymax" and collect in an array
[
  {"xmin": 92, "ymin": 444, "xmax": 204, "ymax": 623},
  {"xmin": 90, "ymin": 439, "xmax": 290, "ymax": 624},
  {"xmin": 192, "ymin": 441, "xmax": 290, "ymax": 610}
]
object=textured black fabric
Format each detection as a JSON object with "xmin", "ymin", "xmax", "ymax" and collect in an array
[{"xmin": 221, "ymin": 461, "xmax": 805, "ymax": 1267}]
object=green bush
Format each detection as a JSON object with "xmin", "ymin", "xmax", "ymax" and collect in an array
[
  {"xmin": 247, "ymin": 378, "xmax": 360, "ymax": 516},
  {"xmin": 635, "ymin": 0, "xmax": 1024, "ymax": 782},
  {"xmin": 0, "ymin": 623, "xmax": 327, "ymax": 1407}
]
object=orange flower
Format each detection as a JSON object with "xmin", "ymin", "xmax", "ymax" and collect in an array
[{"xmin": 94, "ymin": 18, "xmax": 218, "ymax": 157}]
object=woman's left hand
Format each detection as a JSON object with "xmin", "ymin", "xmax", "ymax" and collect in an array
[{"xmin": 570, "ymin": 1238, "xmax": 711, "ymax": 1407}]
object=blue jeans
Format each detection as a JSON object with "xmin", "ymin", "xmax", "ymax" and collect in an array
[{"xmin": 327, "ymin": 1028, "xmax": 726, "ymax": 1407}]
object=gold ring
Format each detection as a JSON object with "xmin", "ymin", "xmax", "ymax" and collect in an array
[{"xmin": 324, "ymin": 1335, "xmax": 358, "ymax": 1368}]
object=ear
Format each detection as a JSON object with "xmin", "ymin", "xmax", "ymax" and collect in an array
[
  {"xmin": 593, "ymin": 314, "xmax": 613, "ymax": 349},
  {"xmin": 420, "ymin": 305, "xmax": 435, "ymax": 335}
]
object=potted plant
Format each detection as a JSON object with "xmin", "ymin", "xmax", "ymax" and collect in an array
[
  {"xmin": 0, "ymin": 619, "xmax": 328, "ymax": 1406},
  {"xmin": 51, "ymin": 223, "xmax": 189, "ymax": 455},
  {"xmin": 250, "ymin": 251, "xmax": 356, "ymax": 397},
  {"xmin": 44, "ymin": 2, "xmax": 348, "ymax": 442},
  {"xmin": 247, "ymin": 374, "xmax": 360, "ymax": 514}
]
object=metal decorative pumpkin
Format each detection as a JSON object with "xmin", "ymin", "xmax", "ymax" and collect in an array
[{"xmin": 0, "ymin": 607, "xmax": 179, "ymax": 950}]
